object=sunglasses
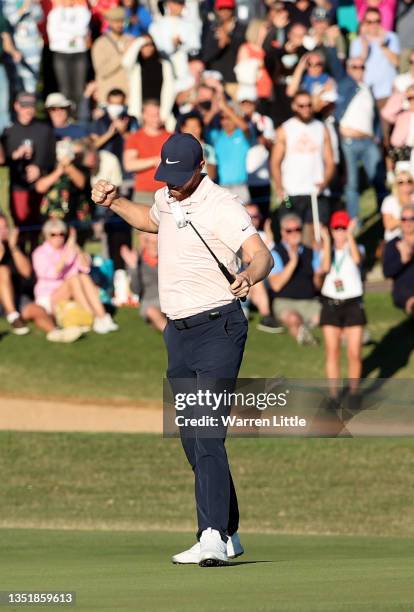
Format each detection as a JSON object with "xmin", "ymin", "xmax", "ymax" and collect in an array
[
  {"xmin": 49, "ymin": 232, "xmax": 66, "ymax": 237},
  {"xmin": 397, "ymin": 179, "xmax": 413, "ymax": 185},
  {"xmin": 365, "ymin": 18, "xmax": 380, "ymax": 23},
  {"xmin": 283, "ymin": 226, "xmax": 302, "ymax": 233},
  {"xmin": 401, "ymin": 217, "xmax": 414, "ymax": 222},
  {"xmin": 296, "ymin": 103, "xmax": 312, "ymax": 108},
  {"xmin": 332, "ymin": 226, "xmax": 347, "ymax": 231},
  {"xmin": 308, "ymin": 62, "xmax": 323, "ymax": 67},
  {"xmin": 349, "ymin": 64, "xmax": 365, "ymax": 69}
]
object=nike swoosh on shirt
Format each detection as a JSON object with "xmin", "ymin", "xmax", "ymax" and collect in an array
[
  {"xmin": 166, "ymin": 158, "xmax": 181, "ymax": 165},
  {"xmin": 242, "ymin": 225, "xmax": 250, "ymax": 231}
]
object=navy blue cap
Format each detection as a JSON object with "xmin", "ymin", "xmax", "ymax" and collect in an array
[{"xmin": 154, "ymin": 133, "xmax": 203, "ymax": 186}]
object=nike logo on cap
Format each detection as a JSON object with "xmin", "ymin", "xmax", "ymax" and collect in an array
[{"xmin": 166, "ymin": 158, "xmax": 180, "ymax": 165}]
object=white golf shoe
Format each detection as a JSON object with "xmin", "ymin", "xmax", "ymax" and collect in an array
[
  {"xmin": 172, "ymin": 532, "xmax": 244, "ymax": 565},
  {"xmin": 199, "ymin": 528, "xmax": 228, "ymax": 567}
]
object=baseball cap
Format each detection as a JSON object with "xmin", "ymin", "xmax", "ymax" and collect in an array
[
  {"xmin": 16, "ymin": 92, "xmax": 36, "ymax": 107},
  {"xmin": 215, "ymin": 0, "xmax": 236, "ymax": 10},
  {"xmin": 155, "ymin": 133, "xmax": 203, "ymax": 186},
  {"xmin": 311, "ymin": 6, "xmax": 329, "ymax": 21},
  {"xmin": 330, "ymin": 210, "xmax": 351, "ymax": 229},
  {"xmin": 45, "ymin": 92, "xmax": 72, "ymax": 109}
]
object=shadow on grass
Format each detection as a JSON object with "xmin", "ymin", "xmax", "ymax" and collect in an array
[
  {"xmin": 358, "ymin": 215, "xmax": 384, "ymax": 273},
  {"xmin": 362, "ymin": 318, "xmax": 414, "ymax": 379},
  {"xmin": 0, "ymin": 331, "xmax": 10, "ymax": 341}
]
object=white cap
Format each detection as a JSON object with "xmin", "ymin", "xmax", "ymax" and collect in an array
[{"xmin": 45, "ymin": 92, "xmax": 72, "ymax": 109}]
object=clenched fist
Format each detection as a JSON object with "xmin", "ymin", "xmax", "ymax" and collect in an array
[{"xmin": 91, "ymin": 180, "xmax": 119, "ymax": 207}]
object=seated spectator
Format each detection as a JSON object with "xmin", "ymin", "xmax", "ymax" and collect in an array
[
  {"xmin": 32, "ymin": 220, "xmax": 118, "ymax": 333},
  {"xmin": 121, "ymin": 34, "xmax": 175, "ymax": 123},
  {"xmin": 123, "ymin": 99, "xmax": 170, "ymax": 205},
  {"xmin": 91, "ymin": 7, "xmax": 133, "ymax": 105},
  {"xmin": 207, "ymin": 96, "xmax": 253, "ymax": 201},
  {"xmin": 268, "ymin": 213, "xmax": 322, "ymax": 345},
  {"xmin": 91, "ymin": 88, "xmax": 138, "ymax": 167},
  {"xmin": 0, "ymin": 213, "xmax": 82, "ymax": 342},
  {"xmin": 179, "ymin": 111, "xmax": 216, "ymax": 180},
  {"xmin": 244, "ymin": 203, "xmax": 283, "ymax": 333},
  {"xmin": 47, "ymin": 0, "xmax": 91, "ymax": 115},
  {"xmin": 121, "ymin": 232, "xmax": 167, "ymax": 331},
  {"xmin": 122, "ymin": 0, "xmax": 152, "ymax": 37},
  {"xmin": 2, "ymin": 92, "xmax": 56, "ymax": 252},
  {"xmin": 35, "ymin": 140, "xmax": 91, "ymax": 231},
  {"xmin": 383, "ymin": 204, "xmax": 414, "ymax": 315},
  {"xmin": 381, "ymin": 170, "xmax": 414, "ymax": 241},
  {"xmin": 149, "ymin": 0, "xmax": 201, "ymax": 80},
  {"xmin": 45, "ymin": 93, "xmax": 90, "ymax": 141},
  {"xmin": 320, "ymin": 212, "xmax": 366, "ymax": 402},
  {"xmin": 2, "ymin": 0, "xmax": 43, "ymax": 94},
  {"xmin": 202, "ymin": 0, "xmax": 246, "ymax": 100},
  {"xmin": 286, "ymin": 51, "xmax": 336, "ymax": 99}
]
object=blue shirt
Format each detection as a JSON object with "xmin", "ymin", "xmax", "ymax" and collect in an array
[
  {"xmin": 207, "ymin": 127, "xmax": 252, "ymax": 186},
  {"xmin": 350, "ymin": 33, "xmax": 400, "ymax": 99},
  {"xmin": 124, "ymin": 6, "xmax": 152, "ymax": 37},
  {"xmin": 270, "ymin": 244, "xmax": 321, "ymax": 276},
  {"xmin": 54, "ymin": 123, "xmax": 90, "ymax": 141}
]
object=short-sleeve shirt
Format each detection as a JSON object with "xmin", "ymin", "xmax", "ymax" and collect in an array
[
  {"xmin": 207, "ymin": 127, "xmax": 252, "ymax": 186},
  {"xmin": 350, "ymin": 33, "xmax": 400, "ymax": 99},
  {"xmin": 124, "ymin": 128, "xmax": 170, "ymax": 192},
  {"xmin": 149, "ymin": 175, "xmax": 257, "ymax": 319}
]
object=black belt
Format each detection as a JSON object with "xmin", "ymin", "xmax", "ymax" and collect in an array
[
  {"xmin": 171, "ymin": 301, "xmax": 241, "ymax": 330},
  {"xmin": 322, "ymin": 296, "xmax": 362, "ymax": 307}
]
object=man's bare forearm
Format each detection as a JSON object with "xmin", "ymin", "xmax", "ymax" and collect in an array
[
  {"xmin": 109, "ymin": 197, "xmax": 158, "ymax": 233},
  {"xmin": 243, "ymin": 250, "xmax": 273, "ymax": 285}
]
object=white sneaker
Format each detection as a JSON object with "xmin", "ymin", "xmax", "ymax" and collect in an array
[
  {"xmin": 199, "ymin": 528, "xmax": 228, "ymax": 567},
  {"xmin": 172, "ymin": 542, "xmax": 201, "ymax": 565},
  {"xmin": 226, "ymin": 532, "xmax": 244, "ymax": 559},
  {"xmin": 93, "ymin": 314, "xmax": 119, "ymax": 334},
  {"xmin": 46, "ymin": 327, "xmax": 83, "ymax": 343}
]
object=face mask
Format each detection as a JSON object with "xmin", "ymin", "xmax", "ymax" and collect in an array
[
  {"xmin": 178, "ymin": 103, "xmax": 194, "ymax": 114},
  {"xmin": 198, "ymin": 100, "xmax": 212, "ymax": 111},
  {"xmin": 107, "ymin": 104, "xmax": 125, "ymax": 119}
]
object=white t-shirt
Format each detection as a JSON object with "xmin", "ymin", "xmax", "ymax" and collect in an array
[
  {"xmin": 321, "ymin": 245, "xmax": 363, "ymax": 299},
  {"xmin": 381, "ymin": 194, "xmax": 404, "ymax": 241},
  {"xmin": 47, "ymin": 6, "xmax": 90, "ymax": 54},
  {"xmin": 281, "ymin": 117, "xmax": 325, "ymax": 196},
  {"xmin": 340, "ymin": 85, "xmax": 375, "ymax": 136}
]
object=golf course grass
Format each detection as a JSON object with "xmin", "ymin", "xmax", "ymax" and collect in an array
[{"xmin": 2, "ymin": 529, "xmax": 414, "ymax": 611}]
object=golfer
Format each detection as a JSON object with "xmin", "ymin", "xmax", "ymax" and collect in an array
[{"xmin": 91, "ymin": 133, "xmax": 273, "ymax": 567}]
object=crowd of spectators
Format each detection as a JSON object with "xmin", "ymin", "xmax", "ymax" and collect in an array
[{"xmin": 0, "ymin": 0, "xmax": 414, "ymax": 392}]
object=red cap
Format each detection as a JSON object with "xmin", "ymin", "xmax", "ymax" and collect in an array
[
  {"xmin": 330, "ymin": 210, "xmax": 351, "ymax": 229},
  {"xmin": 215, "ymin": 0, "xmax": 235, "ymax": 9}
]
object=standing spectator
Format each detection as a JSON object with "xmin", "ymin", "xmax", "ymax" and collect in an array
[
  {"xmin": 268, "ymin": 213, "xmax": 322, "ymax": 345},
  {"xmin": 202, "ymin": 0, "xmax": 246, "ymax": 99},
  {"xmin": 3, "ymin": 0, "xmax": 43, "ymax": 94},
  {"xmin": 121, "ymin": 34, "xmax": 175, "ymax": 123},
  {"xmin": 122, "ymin": 0, "xmax": 152, "ymax": 37},
  {"xmin": 0, "ymin": 8, "xmax": 21, "ymax": 134},
  {"xmin": 45, "ymin": 92, "xmax": 90, "ymax": 141},
  {"xmin": 262, "ymin": 0, "xmax": 290, "ymax": 53},
  {"xmin": 123, "ymin": 99, "xmax": 170, "ymax": 205},
  {"xmin": 2, "ymin": 92, "xmax": 55, "ymax": 252},
  {"xmin": 149, "ymin": 0, "xmax": 201, "ymax": 80},
  {"xmin": 383, "ymin": 204, "xmax": 414, "ymax": 315},
  {"xmin": 392, "ymin": 49, "xmax": 414, "ymax": 93},
  {"xmin": 91, "ymin": 7, "xmax": 133, "ymax": 104},
  {"xmin": 285, "ymin": 0, "xmax": 315, "ymax": 28},
  {"xmin": 287, "ymin": 51, "xmax": 336, "ymax": 99},
  {"xmin": 47, "ymin": 0, "xmax": 91, "ymax": 115},
  {"xmin": 236, "ymin": 18, "xmax": 272, "ymax": 106},
  {"xmin": 384, "ymin": 85, "xmax": 414, "ymax": 149},
  {"xmin": 179, "ymin": 111, "xmax": 217, "ymax": 180},
  {"xmin": 32, "ymin": 219, "xmax": 118, "ymax": 333},
  {"xmin": 350, "ymin": 8, "xmax": 400, "ymax": 111},
  {"xmin": 207, "ymin": 97, "xmax": 253, "ymax": 201},
  {"xmin": 0, "ymin": 214, "xmax": 82, "ymax": 342},
  {"xmin": 271, "ymin": 90, "xmax": 334, "ymax": 245},
  {"xmin": 307, "ymin": 9, "xmax": 346, "ymax": 62},
  {"xmin": 320, "ymin": 211, "xmax": 366, "ymax": 403},
  {"xmin": 355, "ymin": 0, "xmax": 397, "ymax": 31},
  {"xmin": 381, "ymin": 170, "xmax": 414, "ymax": 241},
  {"xmin": 327, "ymin": 43, "xmax": 386, "ymax": 220},
  {"xmin": 396, "ymin": 1, "xmax": 414, "ymax": 70}
]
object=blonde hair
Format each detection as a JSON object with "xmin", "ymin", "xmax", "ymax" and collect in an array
[
  {"xmin": 42, "ymin": 218, "xmax": 67, "ymax": 238},
  {"xmin": 245, "ymin": 19, "xmax": 267, "ymax": 45}
]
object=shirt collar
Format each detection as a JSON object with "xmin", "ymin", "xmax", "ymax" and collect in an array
[
  {"xmin": 282, "ymin": 241, "xmax": 304, "ymax": 254},
  {"xmin": 177, "ymin": 175, "xmax": 213, "ymax": 207}
]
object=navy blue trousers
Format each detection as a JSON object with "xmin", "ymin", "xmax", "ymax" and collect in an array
[{"xmin": 163, "ymin": 301, "xmax": 247, "ymax": 541}]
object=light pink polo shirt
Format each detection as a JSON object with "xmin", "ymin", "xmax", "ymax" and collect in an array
[{"xmin": 149, "ymin": 176, "xmax": 257, "ymax": 319}]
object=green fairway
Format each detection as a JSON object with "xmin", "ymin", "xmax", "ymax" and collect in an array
[
  {"xmin": 0, "ymin": 292, "xmax": 409, "ymax": 402},
  {"xmin": 1, "ymin": 529, "xmax": 414, "ymax": 611}
]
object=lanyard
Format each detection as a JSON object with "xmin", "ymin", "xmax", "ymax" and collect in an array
[{"xmin": 332, "ymin": 249, "xmax": 347, "ymax": 275}]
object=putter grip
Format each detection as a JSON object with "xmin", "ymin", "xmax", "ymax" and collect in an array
[{"xmin": 218, "ymin": 263, "xmax": 247, "ymax": 303}]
